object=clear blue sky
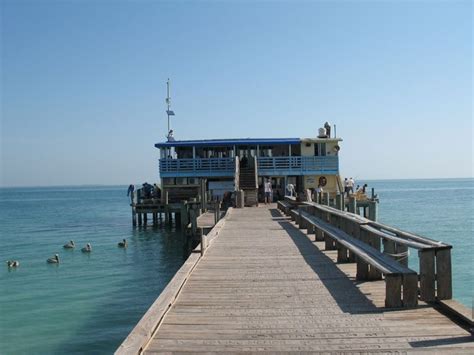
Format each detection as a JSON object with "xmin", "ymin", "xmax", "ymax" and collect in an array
[{"xmin": 1, "ymin": 0, "xmax": 472, "ymax": 186}]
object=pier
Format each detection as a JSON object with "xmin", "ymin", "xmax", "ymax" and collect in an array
[{"xmin": 117, "ymin": 204, "xmax": 473, "ymax": 354}]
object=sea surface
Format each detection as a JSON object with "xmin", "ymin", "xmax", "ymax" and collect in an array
[{"xmin": 0, "ymin": 179, "xmax": 472, "ymax": 354}]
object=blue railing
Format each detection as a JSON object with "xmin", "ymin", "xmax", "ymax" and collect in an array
[
  {"xmin": 257, "ymin": 156, "xmax": 339, "ymax": 175},
  {"xmin": 159, "ymin": 156, "xmax": 338, "ymax": 178},
  {"xmin": 159, "ymin": 158, "xmax": 235, "ymax": 177}
]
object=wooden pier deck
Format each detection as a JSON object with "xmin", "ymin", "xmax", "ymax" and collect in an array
[{"xmin": 142, "ymin": 205, "xmax": 473, "ymax": 353}]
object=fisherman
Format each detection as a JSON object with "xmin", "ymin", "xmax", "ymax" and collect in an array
[
  {"xmin": 264, "ymin": 179, "xmax": 272, "ymax": 204},
  {"xmin": 127, "ymin": 184, "xmax": 135, "ymax": 203}
]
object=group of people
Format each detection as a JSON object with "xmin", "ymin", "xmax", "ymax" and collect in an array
[{"xmin": 127, "ymin": 183, "xmax": 161, "ymax": 202}]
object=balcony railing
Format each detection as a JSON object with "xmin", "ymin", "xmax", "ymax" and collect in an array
[
  {"xmin": 159, "ymin": 158, "xmax": 235, "ymax": 177},
  {"xmin": 159, "ymin": 156, "xmax": 339, "ymax": 178},
  {"xmin": 257, "ymin": 156, "xmax": 339, "ymax": 175}
]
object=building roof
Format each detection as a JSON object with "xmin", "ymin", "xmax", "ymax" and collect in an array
[{"xmin": 155, "ymin": 138, "xmax": 301, "ymax": 149}]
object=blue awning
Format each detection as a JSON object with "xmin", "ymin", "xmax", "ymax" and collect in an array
[{"xmin": 155, "ymin": 138, "xmax": 301, "ymax": 149}]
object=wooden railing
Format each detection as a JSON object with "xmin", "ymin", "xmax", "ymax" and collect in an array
[{"xmin": 297, "ymin": 201, "xmax": 453, "ymax": 303}]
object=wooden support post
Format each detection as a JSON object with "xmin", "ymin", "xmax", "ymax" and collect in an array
[
  {"xmin": 419, "ymin": 249, "xmax": 436, "ymax": 302},
  {"xmin": 189, "ymin": 209, "xmax": 197, "ymax": 236},
  {"xmin": 385, "ymin": 274, "xmax": 403, "ymax": 308},
  {"xmin": 348, "ymin": 196, "xmax": 356, "ymax": 213},
  {"xmin": 368, "ymin": 201, "xmax": 378, "ymax": 221},
  {"xmin": 337, "ymin": 245, "xmax": 349, "ymax": 263},
  {"xmin": 403, "ymin": 273, "xmax": 418, "ymax": 307},
  {"xmin": 138, "ymin": 213, "xmax": 142, "ymax": 226},
  {"xmin": 396, "ymin": 243, "xmax": 409, "ymax": 267},
  {"xmin": 356, "ymin": 258, "xmax": 369, "ymax": 280},
  {"xmin": 200, "ymin": 230, "xmax": 207, "ymax": 256},
  {"xmin": 132, "ymin": 206, "xmax": 137, "ymax": 227},
  {"xmin": 143, "ymin": 213, "xmax": 148, "ymax": 226},
  {"xmin": 383, "ymin": 239, "xmax": 396, "ymax": 260},
  {"xmin": 324, "ymin": 237, "xmax": 335, "ymax": 250},
  {"xmin": 315, "ymin": 229, "xmax": 324, "ymax": 242},
  {"xmin": 165, "ymin": 209, "xmax": 170, "ymax": 225},
  {"xmin": 324, "ymin": 192, "xmax": 330, "ymax": 206},
  {"xmin": 436, "ymin": 248, "xmax": 452, "ymax": 300},
  {"xmin": 152, "ymin": 212, "xmax": 157, "ymax": 225}
]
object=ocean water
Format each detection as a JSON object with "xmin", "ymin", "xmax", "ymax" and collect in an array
[
  {"xmin": 365, "ymin": 178, "xmax": 473, "ymax": 308},
  {"xmin": 0, "ymin": 179, "xmax": 472, "ymax": 354},
  {"xmin": 0, "ymin": 186, "xmax": 191, "ymax": 354}
]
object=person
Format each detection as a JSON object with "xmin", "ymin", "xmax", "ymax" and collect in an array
[
  {"xmin": 349, "ymin": 177, "xmax": 355, "ymax": 193},
  {"xmin": 305, "ymin": 188, "xmax": 313, "ymax": 202},
  {"xmin": 240, "ymin": 153, "xmax": 248, "ymax": 168},
  {"xmin": 167, "ymin": 129, "xmax": 175, "ymax": 142},
  {"xmin": 361, "ymin": 183, "xmax": 368, "ymax": 194},
  {"xmin": 127, "ymin": 184, "xmax": 135, "ymax": 202},
  {"xmin": 264, "ymin": 179, "xmax": 272, "ymax": 204},
  {"xmin": 344, "ymin": 178, "xmax": 350, "ymax": 197},
  {"xmin": 324, "ymin": 121, "xmax": 331, "ymax": 138},
  {"xmin": 286, "ymin": 183, "xmax": 295, "ymax": 197}
]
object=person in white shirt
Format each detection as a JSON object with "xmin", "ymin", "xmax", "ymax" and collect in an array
[
  {"xmin": 348, "ymin": 177, "xmax": 355, "ymax": 193},
  {"xmin": 264, "ymin": 179, "xmax": 272, "ymax": 204}
]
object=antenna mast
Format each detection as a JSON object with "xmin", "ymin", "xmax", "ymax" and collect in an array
[{"xmin": 166, "ymin": 78, "xmax": 171, "ymax": 133}]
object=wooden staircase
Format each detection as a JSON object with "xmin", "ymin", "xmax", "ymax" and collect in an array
[{"xmin": 239, "ymin": 158, "xmax": 258, "ymax": 207}]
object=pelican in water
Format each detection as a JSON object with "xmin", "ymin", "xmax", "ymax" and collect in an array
[
  {"xmin": 81, "ymin": 243, "xmax": 92, "ymax": 253},
  {"xmin": 63, "ymin": 240, "xmax": 75, "ymax": 249},
  {"xmin": 118, "ymin": 239, "xmax": 127, "ymax": 248},
  {"xmin": 6, "ymin": 260, "xmax": 20, "ymax": 268},
  {"xmin": 47, "ymin": 254, "xmax": 60, "ymax": 264}
]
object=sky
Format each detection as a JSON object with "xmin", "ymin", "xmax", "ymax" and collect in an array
[{"xmin": 1, "ymin": 0, "xmax": 472, "ymax": 187}]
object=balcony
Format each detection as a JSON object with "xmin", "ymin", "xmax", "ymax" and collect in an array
[
  {"xmin": 159, "ymin": 158, "xmax": 235, "ymax": 178},
  {"xmin": 257, "ymin": 156, "xmax": 339, "ymax": 176}
]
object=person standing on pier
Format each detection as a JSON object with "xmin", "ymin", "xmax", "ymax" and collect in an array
[
  {"xmin": 127, "ymin": 184, "xmax": 135, "ymax": 203},
  {"xmin": 264, "ymin": 179, "xmax": 272, "ymax": 204},
  {"xmin": 344, "ymin": 178, "xmax": 350, "ymax": 197},
  {"xmin": 349, "ymin": 177, "xmax": 355, "ymax": 193}
]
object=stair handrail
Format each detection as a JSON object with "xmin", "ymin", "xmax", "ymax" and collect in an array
[
  {"xmin": 234, "ymin": 156, "xmax": 240, "ymax": 191},
  {"xmin": 253, "ymin": 156, "xmax": 258, "ymax": 189}
]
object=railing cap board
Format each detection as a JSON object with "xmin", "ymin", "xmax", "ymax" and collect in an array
[
  {"xmin": 299, "ymin": 211, "xmax": 415, "ymax": 276},
  {"xmin": 304, "ymin": 202, "xmax": 369, "ymax": 224},
  {"xmin": 368, "ymin": 220, "xmax": 452, "ymax": 249},
  {"xmin": 361, "ymin": 224, "xmax": 433, "ymax": 250}
]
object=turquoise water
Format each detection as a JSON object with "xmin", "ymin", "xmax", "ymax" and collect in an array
[
  {"xmin": 0, "ymin": 179, "xmax": 472, "ymax": 353},
  {"xmin": 365, "ymin": 178, "xmax": 473, "ymax": 307},
  {"xmin": 0, "ymin": 186, "xmax": 191, "ymax": 354}
]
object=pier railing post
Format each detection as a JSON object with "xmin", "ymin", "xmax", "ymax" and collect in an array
[
  {"xmin": 348, "ymin": 196, "xmax": 356, "ymax": 213},
  {"xmin": 436, "ymin": 247, "xmax": 452, "ymax": 300},
  {"xmin": 419, "ymin": 249, "xmax": 436, "ymax": 302}
]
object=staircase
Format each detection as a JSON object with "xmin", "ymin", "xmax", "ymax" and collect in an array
[{"xmin": 239, "ymin": 157, "xmax": 258, "ymax": 207}]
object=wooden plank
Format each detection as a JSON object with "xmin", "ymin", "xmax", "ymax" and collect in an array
[{"xmin": 132, "ymin": 205, "xmax": 473, "ymax": 354}]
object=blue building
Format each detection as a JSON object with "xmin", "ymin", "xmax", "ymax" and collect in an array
[{"xmin": 155, "ymin": 128, "xmax": 343, "ymax": 205}]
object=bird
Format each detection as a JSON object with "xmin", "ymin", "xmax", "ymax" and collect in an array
[
  {"xmin": 47, "ymin": 254, "xmax": 60, "ymax": 264},
  {"xmin": 6, "ymin": 260, "xmax": 20, "ymax": 268},
  {"xmin": 81, "ymin": 243, "xmax": 92, "ymax": 253},
  {"xmin": 118, "ymin": 239, "xmax": 127, "ymax": 248},
  {"xmin": 63, "ymin": 240, "xmax": 75, "ymax": 249}
]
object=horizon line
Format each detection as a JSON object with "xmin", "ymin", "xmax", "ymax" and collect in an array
[{"xmin": 0, "ymin": 176, "xmax": 473, "ymax": 189}]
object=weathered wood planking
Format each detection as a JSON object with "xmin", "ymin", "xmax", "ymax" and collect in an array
[{"xmin": 143, "ymin": 205, "xmax": 473, "ymax": 353}]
